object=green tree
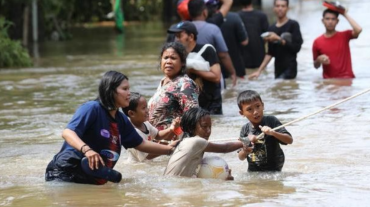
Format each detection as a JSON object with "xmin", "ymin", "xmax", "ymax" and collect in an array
[{"xmin": 0, "ymin": 17, "xmax": 32, "ymax": 68}]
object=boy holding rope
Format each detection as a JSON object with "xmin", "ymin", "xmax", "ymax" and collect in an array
[{"xmin": 237, "ymin": 90, "xmax": 293, "ymax": 171}]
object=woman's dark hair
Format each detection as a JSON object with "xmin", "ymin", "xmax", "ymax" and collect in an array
[
  {"xmin": 159, "ymin": 41, "xmax": 187, "ymax": 75},
  {"xmin": 237, "ymin": 90, "xmax": 263, "ymax": 110},
  {"xmin": 98, "ymin": 71, "xmax": 128, "ymax": 111},
  {"xmin": 122, "ymin": 92, "xmax": 142, "ymax": 117},
  {"xmin": 181, "ymin": 107, "xmax": 210, "ymax": 138}
]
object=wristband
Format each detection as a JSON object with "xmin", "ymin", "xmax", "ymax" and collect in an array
[
  {"xmin": 83, "ymin": 148, "xmax": 92, "ymax": 155},
  {"xmin": 80, "ymin": 144, "xmax": 87, "ymax": 153}
]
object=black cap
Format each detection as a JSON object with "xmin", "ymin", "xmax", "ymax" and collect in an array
[{"xmin": 167, "ymin": 21, "xmax": 198, "ymax": 36}]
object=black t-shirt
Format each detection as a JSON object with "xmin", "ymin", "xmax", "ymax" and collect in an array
[
  {"xmin": 267, "ymin": 19, "xmax": 303, "ymax": 79},
  {"xmin": 240, "ymin": 115, "xmax": 291, "ymax": 171},
  {"xmin": 191, "ymin": 44, "xmax": 222, "ymax": 114},
  {"xmin": 238, "ymin": 10, "xmax": 269, "ymax": 68},
  {"xmin": 220, "ymin": 12, "xmax": 248, "ymax": 77},
  {"xmin": 207, "ymin": 12, "xmax": 224, "ymax": 27}
]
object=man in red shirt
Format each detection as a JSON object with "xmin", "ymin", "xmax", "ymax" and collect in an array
[{"xmin": 312, "ymin": 9, "xmax": 362, "ymax": 79}]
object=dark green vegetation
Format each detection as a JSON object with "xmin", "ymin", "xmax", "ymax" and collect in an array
[
  {"xmin": 0, "ymin": 17, "xmax": 32, "ymax": 67},
  {"xmin": 0, "ymin": 0, "xmax": 175, "ymax": 68},
  {"xmin": 0, "ymin": 0, "xmax": 172, "ymax": 41}
]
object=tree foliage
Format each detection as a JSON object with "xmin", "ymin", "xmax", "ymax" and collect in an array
[
  {"xmin": 0, "ymin": 0, "xmax": 165, "ymax": 40},
  {"xmin": 0, "ymin": 0, "xmax": 166, "ymax": 68},
  {"xmin": 0, "ymin": 17, "xmax": 32, "ymax": 68}
]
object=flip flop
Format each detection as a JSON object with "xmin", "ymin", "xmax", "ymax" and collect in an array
[
  {"xmin": 323, "ymin": 1, "xmax": 345, "ymax": 14},
  {"xmin": 81, "ymin": 157, "xmax": 122, "ymax": 183}
]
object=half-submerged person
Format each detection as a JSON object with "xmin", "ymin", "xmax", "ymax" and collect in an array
[
  {"xmin": 45, "ymin": 71, "xmax": 177, "ymax": 185},
  {"xmin": 148, "ymin": 42, "xmax": 199, "ymax": 140},
  {"xmin": 164, "ymin": 107, "xmax": 243, "ymax": 179}
]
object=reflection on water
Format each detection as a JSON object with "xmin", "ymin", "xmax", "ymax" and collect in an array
[{"xmin": 1, "ymin": 0, "xmax": 370, "ymax": 206}]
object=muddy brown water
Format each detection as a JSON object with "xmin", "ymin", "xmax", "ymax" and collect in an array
[{"xmin": 1, "ymin": 0, "xmax": 370, "ymax": 206}]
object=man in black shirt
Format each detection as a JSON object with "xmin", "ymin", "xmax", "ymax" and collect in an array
[
  {"xmin": 220, "ymin": 12, "xmax": 249, "ymax": 78},
  {"xmin": 248, "ymin": 0, "xmax": 303, "ymax": 79},
  {"xmin": 238, "ymin": 0, "xmax": 269, "ymax": 69},
  {"xmin": 168, "ymin": 21, "xmax": 223, "ymax": 114}
]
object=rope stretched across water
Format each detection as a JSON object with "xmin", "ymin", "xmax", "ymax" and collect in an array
[{"xmin": 210, "ymin": 88, "xmax": 370, "ymax": 142}]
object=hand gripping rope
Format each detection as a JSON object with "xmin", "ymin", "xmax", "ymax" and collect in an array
[{"xmin": 211, "ymin": 88, "xmax": 370, "ymax": 142}]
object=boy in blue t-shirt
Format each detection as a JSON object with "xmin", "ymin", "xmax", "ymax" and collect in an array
[{"xmin": 237, "ymin": 90, "xmax": 293, "ymax": 171}]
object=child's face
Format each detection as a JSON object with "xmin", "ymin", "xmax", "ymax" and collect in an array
[
  {"xmin": 194, "ymin": 115, "xmax": 212, "ymax": 140},
  {"xmin": 239, "ymin": 99, "xmax": 264, "ymax": 126},
  {"xmin": 130, "ymin": 97, "xmax": 149, "ymax": 123}
]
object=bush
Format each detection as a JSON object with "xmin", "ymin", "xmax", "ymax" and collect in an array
[
  {"xmin": 0, "ymin": 38, "xmax": 33, "ymax": 68},
  {"xmin": 0, "ymin": 17, "xmax": 32, "ymax": 68}
]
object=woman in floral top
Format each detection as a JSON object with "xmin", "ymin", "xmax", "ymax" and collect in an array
[{"xmin": 148, "ymin": 42, "xmax": 199, "ymax": 136}]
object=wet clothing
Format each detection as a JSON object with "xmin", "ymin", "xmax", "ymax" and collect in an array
[
  {"xmin": 240, "ymin": 115, "xmax": 291, "ymax": 172},
  {"xmin": 312, "ymin": 30, "xmax": 356, "ymax": 79},
  {"xmin": 190, "ymin": 44, "xmax": 222, "ymax": 115},
  {"xmin": 164, "ymin": 136, "xmax": 208, "ymax": 177},
  {"xmin": 45, "ymin": 100, "xmax": 143, "ymax": 184},
  {"xmin": 238, "ymin": 10, "xmax": 269, "ymax": 68},
  {"xmin": 267, "ymin": 19, "xmax": 303, "ymax": 79},
  {"xmin": 127, "ymin": 121, "xmax": 158, "ymax": 162},
  {"xmin": 220, "ymin": 12, "xmax": 248, "ymax": 77},
  {"xmin": 148, "ymin": 75, "xmax": 199, "ymax": 131}
]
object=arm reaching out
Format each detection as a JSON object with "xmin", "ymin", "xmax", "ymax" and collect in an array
[
  {"xmin": 156, "ymin": 117, "xmax": 181, "ymax": 140},
  {"xmin": 248, "ymin": 55, "xmax": 272, "ymax": 80},
  {"xmin": 204, "ymin": 140, "xmax": 243, "ymax": 153},
  {"xmin": 135, "ymin": 139, "xmax": 176, "ymax": 155}
]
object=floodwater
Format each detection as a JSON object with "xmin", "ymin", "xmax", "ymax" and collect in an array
[{"xmin": 1, "ymin": 0, "xmax": 370, "ymax": 206}]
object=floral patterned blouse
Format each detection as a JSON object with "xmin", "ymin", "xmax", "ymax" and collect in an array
[{"xmin": 148, "ymin": 75, "xmax": 199, "ymax": 130}]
